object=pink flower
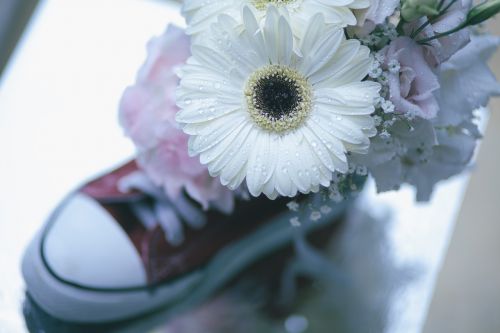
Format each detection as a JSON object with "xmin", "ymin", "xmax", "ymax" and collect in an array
[
  {"xmin": 352, "ymin": 0, "xmax": 399, "ymax": 36},
  {"xmin": 356, "ymin": 0, "xmax": 400, "ymax": 25},
  {"xmin": 382, "ymin": 37, "xmax": 440, "ymax": 119},
  {"xmin": 119, "ymin": 25, "xmax": 234, "ymax": 213},
  {"xmin": 405, "ymin": 0, "xmax": 472, "ymax": 66}
]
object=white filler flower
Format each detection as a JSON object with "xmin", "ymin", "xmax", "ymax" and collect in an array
[
  {"xmin": 176, "ymin": 7, "xmax": 380, "ymax": 198},
  {"xmin": 182, "ymin": 0, "xmax": 370, "ymax": 35}
]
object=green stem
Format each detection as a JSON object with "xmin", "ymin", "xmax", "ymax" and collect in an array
[
  {"xmin": 438, "ymin": 0, "xmax": 447, "ymax": 11},
  {"xmin": 411, "ymin": 19, "xmax": 432, "ymax": 38},
  {"xmin": 396, "ymin": 17, "xmax": 406, "ymax": 35},
  {"xmin": 440, "ymin": 0, "xmax": 459, "ymax": 14},
  {"xmin": 410, "ymin": 0, "xmax": 459, "ymax": 39},
  {"xmin": 416, "ymin": 22, "xmax": 467, "ymax": 44}
]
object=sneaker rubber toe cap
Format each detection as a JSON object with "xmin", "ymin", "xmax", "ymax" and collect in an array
[{"xmin": 42, "ymin": 193, "xmax": 147, "ymax": 289}]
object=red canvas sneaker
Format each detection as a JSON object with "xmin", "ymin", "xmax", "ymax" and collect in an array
[{"xmin": 22, "ymin": 161, "xmax": 351, "ymax": 323}]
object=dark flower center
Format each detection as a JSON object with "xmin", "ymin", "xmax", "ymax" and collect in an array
[
  {"xmin": 245, "ymin": 65, "xmax": 312, "ymax": 133},
  {"xmin": 253, "ymin": 74, "xmax": 302, "ymax": 120}
]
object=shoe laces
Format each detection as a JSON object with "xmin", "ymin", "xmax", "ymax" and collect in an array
[{"xmin": 118, "ymin": 171, "xmax": 206, "ymax": 246}]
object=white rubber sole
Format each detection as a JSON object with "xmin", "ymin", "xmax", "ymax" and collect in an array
[{"xmin": 22, "ymin": 199, "xmax": 349, "ymax": 324}]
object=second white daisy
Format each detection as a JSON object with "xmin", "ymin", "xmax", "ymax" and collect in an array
[
  {"xmin": 183, "ymin": 0, "xmax": 370, "ymax": 36},
  {"xmin": 176, "ymin": 7, "xmax": 380, "ymax": 199}
]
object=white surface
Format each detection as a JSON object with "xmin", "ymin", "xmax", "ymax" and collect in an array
[
  {"xmin": 359, "ymin": 178, "xmax": 468, "ymax": 333},
  {"xmin": 0, "ymin": 0, "xmax": 466, "ymax": 332},
  {"xmin": 44, "ymin": 193, "xmax": 147, "ymax": 288}
]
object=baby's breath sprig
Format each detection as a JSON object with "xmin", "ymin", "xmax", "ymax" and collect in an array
[
  {"xmin": 285, "ymin": 172, "xmax": 367, "ymax": 228},
  {"xmin": 359, "ymin": 23, "xmax": 398, "ymax": 51},
  {"xmin": 366, "ymin": 51, "xmax": 418, "ymax": 140}
]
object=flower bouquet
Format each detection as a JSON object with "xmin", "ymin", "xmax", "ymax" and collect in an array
[{"xmin": 22, "ymin": 0, "xmax": 500, "ymax": 325}]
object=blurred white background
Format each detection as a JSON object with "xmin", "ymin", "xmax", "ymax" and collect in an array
[{"xmin": 0, "ymin": 1, "xmax": 183, "ymax": 331}]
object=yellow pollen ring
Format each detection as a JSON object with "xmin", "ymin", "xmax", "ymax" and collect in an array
[{"xmin": 252, "ymin": 0, "xmax": 296, "ymax": 10}]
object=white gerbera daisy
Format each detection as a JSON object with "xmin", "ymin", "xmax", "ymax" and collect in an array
[
  {"xmin": 182, "ymin": 0, "xmax": 370, "ymax": 36},
  {"xmin": 176, "ymin": 7, "xmax": 380, "ymax": 199}
]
